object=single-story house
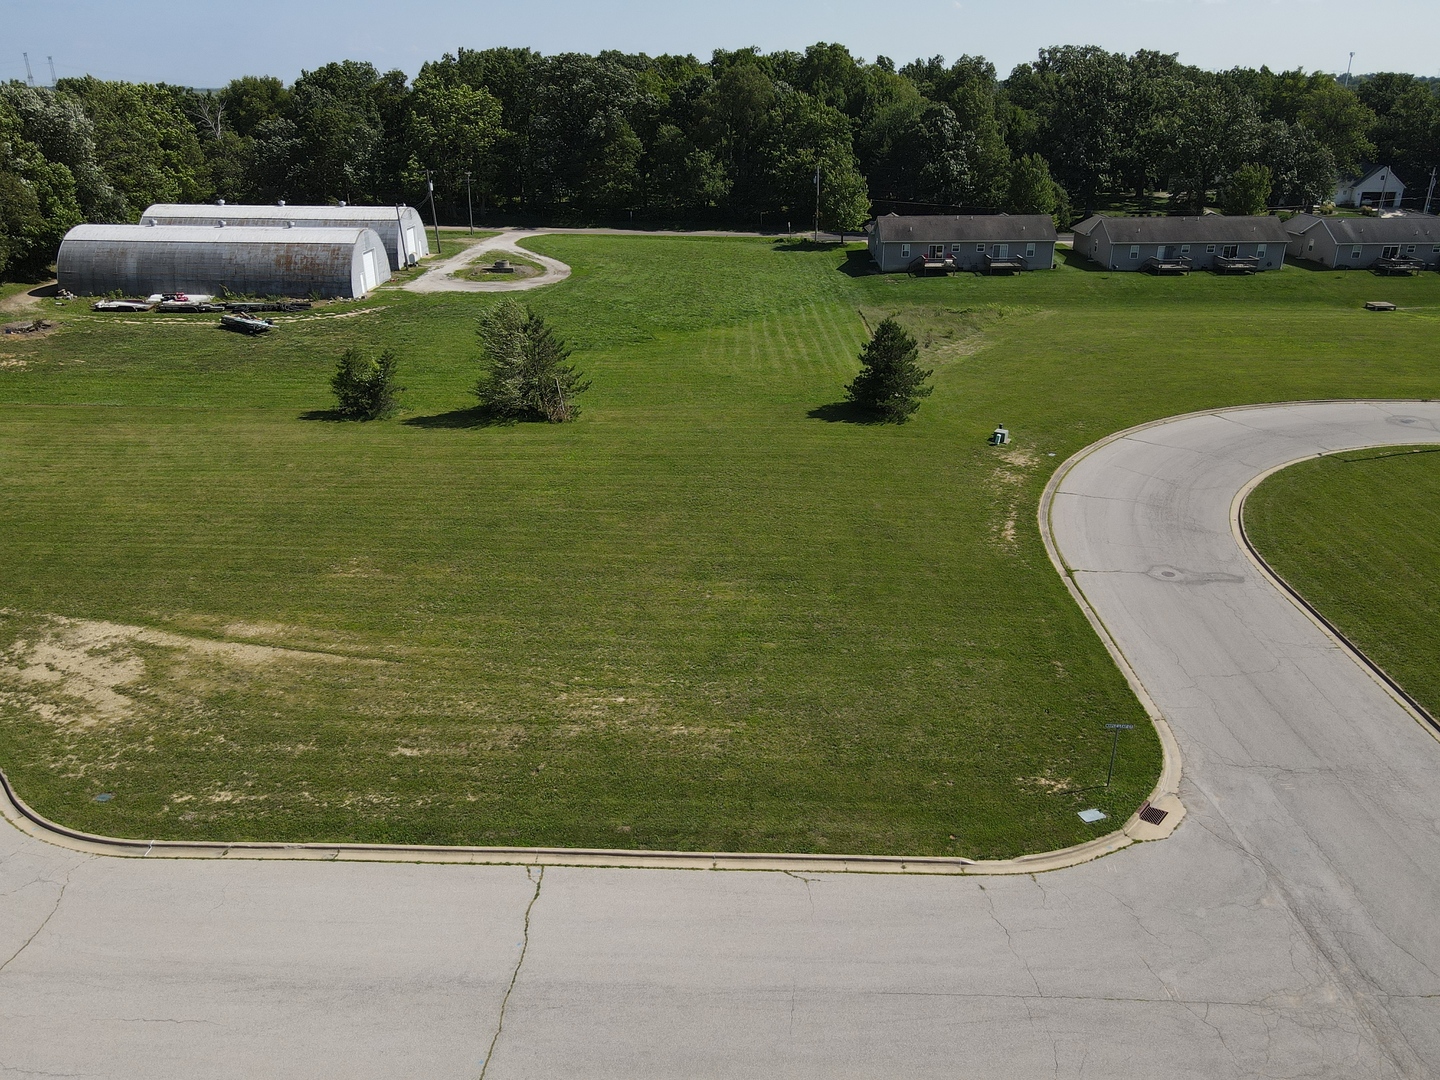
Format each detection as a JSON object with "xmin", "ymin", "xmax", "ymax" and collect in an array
[
  {"xmin": 1071, "ymin": 215, "xmax": 1290, "ymax": 272},
  {"xmin": 141, "ymin": 203, "xmax": 430, "ymax": 270},
  {"xmin": 56, "ymin": 222, "xmax": 392, "ymax": 298},
  {"xmin": 865, "ymin": 214, "xmax": 1057, "ymax": 273},
  {"xmin": 1284, "ymin": 213, "xmax": 1440, "ymax": 270},
  {"xmin": 1333, "ymin": 166, "xmax": 1405, "ymax": 210}
]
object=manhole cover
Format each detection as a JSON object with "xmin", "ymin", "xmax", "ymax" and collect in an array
[{"xmin": 1138, "ymin": 802, "xmax": 1169, "ymax": 826}]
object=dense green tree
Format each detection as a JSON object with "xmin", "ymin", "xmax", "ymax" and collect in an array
[
  {"xmin": 845, "ymin": 317, "xmax": 933, "ymax": 424},
  {"xmin": 57, "ymin": 77, "xmax": 210, "ymax": 216},
  {"xmin": 284, "ymin": 61, "xmax": 392, "ymax": 203},
  {"xmin": 1256, "ymin": 120, "xmax": 1336, "ymax": 208},
  {"xmin": 1359, "ymin": 73, "xmax": 1440, "ymax": 191},
  {"xmin": 1006, "ymin": 153, "xmax": 1060, "ymax": 218},
  {"xmin": 1221, "ymin": 164, "xmax": 1273, "ymax": 215},
  {"xmin": 527, "ymin": 54, "xmax": 644, "ymax": 212},
  {"xmin": 407, "ymin": 74, "xmax": 503, "ymax": 212},
  {"xmin": 475, "ymin": 298, "xmax": 589, "ymax": 422},
  {"xmin": 330, "ymin": 347, "xmax": 403, "ymax": 420},
  {"xmin": 1161, "ymin": 80, "xmax": 1260, "ymax": 212},
  {"xmin": 0, "ymin": 83, "xmax": 121, "ymax": 220}
]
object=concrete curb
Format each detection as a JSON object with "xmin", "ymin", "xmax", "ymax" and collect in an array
[
  {"xmin": 13, "ymin": 399, "xmax": 1419, "ymax": 873},
  {"xmin": 1233, "ymin": 452, "xmax": 1440, "ymax": 741}
]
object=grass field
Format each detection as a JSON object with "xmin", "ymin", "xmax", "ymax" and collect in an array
[
  {"xmin": 1, "ymin": 239, "xmax": 1438, "ymax": 858},
  {"xmin": 1246, "ymin": 447, "xmax": 1440, "ymax": 719}
]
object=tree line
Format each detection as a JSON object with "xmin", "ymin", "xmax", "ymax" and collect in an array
[{"xmin": 4, "ymin": 43, "xmax": 1439, "ymax": 276}]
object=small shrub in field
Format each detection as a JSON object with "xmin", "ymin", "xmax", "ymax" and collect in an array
[
  {"xmin": 474, "ymin": 298, "xmax": 589, "ymax": 422},
  {"xmin": 330, "ymin": 348, "xmax": 403, "ymax": 420},
  {"xmin": 845, "ymin": 317, "xmax": 933, "ymax": 423}
]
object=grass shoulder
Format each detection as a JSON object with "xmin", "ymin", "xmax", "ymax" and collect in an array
[{"xmin": 1244, "ymin": 446, "xmax": 1440, "ymax": 719}]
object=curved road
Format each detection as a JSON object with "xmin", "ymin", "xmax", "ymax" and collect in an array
[{"xmin": 4, "ymin": 401, "xmax": 1440, "ymax": 1078}]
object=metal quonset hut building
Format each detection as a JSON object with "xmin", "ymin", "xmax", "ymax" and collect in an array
[
  {"xmin": 141, "ymin": 204, "xmax": 430, "ymax": 270},
  {"xmin": 56, "ymin": 223, "xmax": 392, "ymax": 298}
]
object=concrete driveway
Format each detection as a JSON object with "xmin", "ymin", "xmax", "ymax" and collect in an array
[{"xmin": 3, "ymin": 401, "xmax": 1440, "ymax": 1078}]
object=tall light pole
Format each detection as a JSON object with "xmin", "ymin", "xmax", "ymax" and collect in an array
[
  {"xmin": 1423, "ymin": 167, "xmax": 1436, "ymax": 216},
  {"xmin": 424, "ymin": 169, "xmax": 442, "ymax": 257},
  {"xmin": 1343, "ymin": 52, "xmax": 1355, "ymax": 88},
  {"xmin": 463, "ymin": 171, "xmax": 475, "ymax": 234}
]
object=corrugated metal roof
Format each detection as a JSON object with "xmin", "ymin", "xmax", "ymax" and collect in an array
[
  {"xmin": 1079, "ymin": 215, "xmax": 1291, "ymax": 244},
  {"xmin": 872, "ymin": 214, "xmax": 1058, "ymax": 243},
  {"xmin": 63, "ymin": 224, "xmax": 378, "ymax": 245},
  {"xmin": 144, "ymin": 203, "xmax": 421, "ymax": 224},
  {"xmin": 1292, "ymin": 213, "xmax": 1440, "ymax": 245}
]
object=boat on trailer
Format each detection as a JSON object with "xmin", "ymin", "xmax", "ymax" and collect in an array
[{"xmin": 220, "ymin": 313, "xmax": 275, "ymax": 335}]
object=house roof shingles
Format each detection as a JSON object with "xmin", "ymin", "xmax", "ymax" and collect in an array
[
  {"xmin": 1077, "ymin": 215, "xmax": 1291, "ymax": 245},
  {"xmin": 1287, "ymin": 213, "xmax": 1440, "ymax": 246},
  {"xmin": 870, "ymin": 214, "xmax": 1057, "ymax": 244}
]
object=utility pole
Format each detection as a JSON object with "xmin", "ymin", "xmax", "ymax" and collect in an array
[
  {"xmin": 463, "ymin": 171, "xmax": 475, "ymax": 234},
  {"xmin": 47, "ymin": 56, "xmax": 57, "ymax": 87},
  {"xmin": 23, "ymin": 53, "xmax": 34, "ymax": 86},
  {"xmin": 1343, "ymin": 52, "xmax": 1355, "ymax": 88},
  {"xmin": 424, "ymin": 170, "xmax": 442, "ymax": 257},
  {"xmin": 1424, "ymin": 167, "xmax": 1437, "ymax": 216}
]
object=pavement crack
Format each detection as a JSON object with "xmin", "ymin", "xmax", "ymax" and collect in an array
[
  {"xmin": 781, "ymin": 870, "xmax": 819, "ymax": 920},
  {"xmin": 0, "ymin": 875, "xmax": 70, "ymax": 978},
  {"xmin": 478, "ymin": 866, "xmax": 544, "ymax": 1080},
  {"xmin": 979, "ymin": 885, "xmax": 1043, "ymax": 998}
]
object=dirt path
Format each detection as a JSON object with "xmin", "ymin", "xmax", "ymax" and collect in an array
[{"xmin": 0, "ymin": 282, "xmax": 57, "ymax": 314}]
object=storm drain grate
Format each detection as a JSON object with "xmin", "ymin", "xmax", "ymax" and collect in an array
[{"xmin": 1138, "ymin": 802, "xmax": 1168, "ymax": 826}]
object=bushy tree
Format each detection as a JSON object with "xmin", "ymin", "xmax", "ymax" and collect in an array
[
  {"xmin": 330, "ymin": 347, "xmax": 403, "ymax": 419},
  {"xmin": 1222, "ymin": 163, "xmax": 1273, "ymax": 215},
  {"xmin": 475, "ymin": 298, "xmax": 589, "ymax": 422},
  {"xmin": 1006, "ymin": 153, "xmax": 1059, "ymax": 217},
  {"xmin": 845, "ymin": 317, "xmax": 933, "ymax": 423}
]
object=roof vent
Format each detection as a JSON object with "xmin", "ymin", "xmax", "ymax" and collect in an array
[
  {"xmin": 283, "ymin": 220, "xmax": 293, "ymax": 228},
  {"xmin": 338, "ymin": 200, "xmax": 347, "ymax": 207},
  {"xmin": 143, "ymin": 217, "xmax": 156, "ymax": 226},
  {"xmin": 217, "ymin": 220, "xmax": 226, "ymax": 228},
  {"xmin": 278, "ymin": 199, "xmax": 286, "ymax": 207},
  {"xmin": 216, "ymin": 198, "xmax": 226, "ymax": 206}
]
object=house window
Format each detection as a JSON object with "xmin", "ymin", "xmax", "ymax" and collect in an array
[
  {"xmin": 1180, "ymin": 245, "xmax": 1190, "ymax": 255},
  {"xmin": 1351, "ymin": 246, "xmax": 1362, "ymax": 259},
  {"xmin": 976, "ymin": 243, "xmax": 985, "ymax": 252},
  {"xmin": 901, "ymin": 244, "xmax": 910, "ymax": 258},
  {"xmin": 1406, "ymin": 245, "xmax": 1416, "ymax": 254},
  {"xmin": 1129, "ymin": 245, "xmax": 1140, "ymax": 259},
  {"xmin": 951, "ymin": 244, "xmax": 962, "ymax": 253},
  {"xmin": 1025, "ymin": 243, "xmax": 1035, "ymax": 257},
  {"xmin": 1433, "ymin": 245, "xmax": 1440, "ymax": 253},
  {"xmin": 1256, "ymin": 245, "xmax": 1267, "ymax": 258},
  {"xmin": 1205, "ymin": 244, "xmax": 1216, "ymax": 254}
]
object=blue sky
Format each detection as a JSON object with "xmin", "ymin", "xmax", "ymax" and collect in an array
[{"xmin": 5, "ymin": 0, "xmax": 1439, "ymax": 87}]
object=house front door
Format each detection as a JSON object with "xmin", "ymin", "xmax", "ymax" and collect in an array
[
  {"xmin": 995, "ymin": 244, "xmax": 1009, "ymax": 258},
  {"xmin": 929, "ymin": 244, "xmax": 945, "ymax": 257},
  {"xmin": 1159, "ymin": 245, "xmax": 1174, "ymax": 260},
  {"xmin": 1382, "ymin": 245, "xmax": 1401, "ymax": 259}
]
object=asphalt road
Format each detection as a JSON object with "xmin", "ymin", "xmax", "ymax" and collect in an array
[{"xmin": 4, "ymin": 401, "xmax": 1440, "ymax": 1078}]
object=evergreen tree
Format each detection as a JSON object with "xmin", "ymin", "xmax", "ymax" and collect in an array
[
  {"xmin": 475, "ymin": 298, "xmax": 590, "ymax": 422},
  {"xmin": 845, "ymin": 317, "xmax": 933, "ymax": 423},
  {"xmin": 330, "ymin": 347, "xmax": 403, "ymax": 419}
]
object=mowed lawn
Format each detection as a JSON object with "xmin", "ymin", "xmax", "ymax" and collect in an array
[
  {"xmin": 1, "ymin": 238, "xmax": 1438, "ymax": 858},
  {"xmin": 1246, "ymin": 447, "xmax": 1440, "ymax": 720}
]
